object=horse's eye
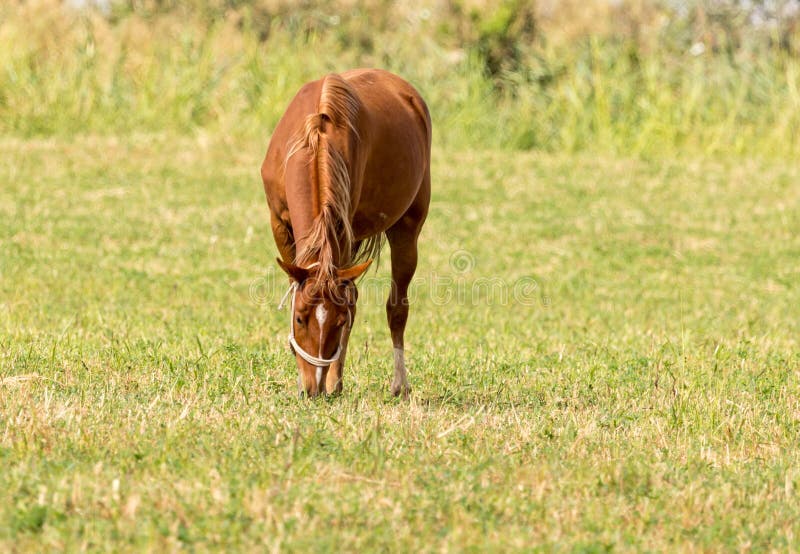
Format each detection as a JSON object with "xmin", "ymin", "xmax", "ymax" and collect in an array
[{"xmin": 295, "ymin": 316, "xmax": 303, "ymax": 325}]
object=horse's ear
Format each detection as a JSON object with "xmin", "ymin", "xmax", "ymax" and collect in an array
[
  {"xmin": 337, "ymin": 260, "xmax": 373, "ymax": 283},
  {"xmin": 276, "ymin": 258, "xmax": 310, "ymax": 283}
]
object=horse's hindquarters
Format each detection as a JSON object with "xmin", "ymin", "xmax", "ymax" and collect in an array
[{"xmin": 345, "ymin": 70, "xmax": 431, "ymax": 237}]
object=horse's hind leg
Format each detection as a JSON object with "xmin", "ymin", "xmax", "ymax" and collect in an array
[{"xmin": 385, "ymin": 176, "xmax": 430, "ymax": 398}]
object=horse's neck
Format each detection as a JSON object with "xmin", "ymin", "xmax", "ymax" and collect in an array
[
  {"xmin": 287, "ymin": 128, "xmax": 357, "ymax": 270},
  {"xmin": 287, "ymin": 202, "xmax": 349, "ymax": 269}
]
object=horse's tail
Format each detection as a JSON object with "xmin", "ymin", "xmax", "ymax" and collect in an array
[{"xmin": 289, "ymin": 73, "xmax": 363, "ymax": 279}]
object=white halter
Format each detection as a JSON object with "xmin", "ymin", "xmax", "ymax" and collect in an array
[{"xmin": 278, "ymin": 268, "xmax": 350, "ymax": 367}]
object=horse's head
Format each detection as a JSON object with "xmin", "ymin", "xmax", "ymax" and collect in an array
[{"xmin": 277, "ymin": 258, "xmax": 372, "ymax": 397}]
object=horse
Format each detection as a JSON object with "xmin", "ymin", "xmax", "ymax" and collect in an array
[{"xmin": 261, "ymin": 69, "xmax": 431, "ymax": 397}]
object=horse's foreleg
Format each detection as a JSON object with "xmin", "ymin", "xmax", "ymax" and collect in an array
[
  {"xmin": 270, "ymin": 211, "xmax": 303, "ymax": 393},
  {"xmin": 270, "ymin": 211, "xmax": 296, "ymax": 264},
  {"xmin": 325, "ymin": 302, "xmax": 354, "ymax": 395}
]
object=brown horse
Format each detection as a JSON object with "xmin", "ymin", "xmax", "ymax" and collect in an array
[{"xmin": 261, "ymin": 69, "xmax": 431, "ymax": 397}]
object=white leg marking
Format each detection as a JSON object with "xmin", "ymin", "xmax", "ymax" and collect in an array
[
  {"xmin": 393, "ymin": 347, "xmax": 405, "ymax": 372},
  {"xmin": 392, "ymin": 347, "xmax": 408, "ymax": 396}
]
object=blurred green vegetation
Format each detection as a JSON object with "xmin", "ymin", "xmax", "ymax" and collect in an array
[{"xmin": 1, "ymin": 0, "xmax": 799, "ymax": 157}]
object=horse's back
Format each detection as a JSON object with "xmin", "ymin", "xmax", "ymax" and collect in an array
[{"xmin": 340, "ymin": 69, "xmax": 431, "ymax": 235}]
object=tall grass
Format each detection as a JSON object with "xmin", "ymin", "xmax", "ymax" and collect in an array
[{"xmin": 1, "ymin": 0, "xmax": 799, "ymax": 158}]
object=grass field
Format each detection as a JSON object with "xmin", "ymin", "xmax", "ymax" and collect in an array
[{"xmin": 1, "ymin": 133, "xmax": 799, "ymax": 551}]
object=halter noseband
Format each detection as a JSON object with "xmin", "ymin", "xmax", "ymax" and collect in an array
[{"xmin": 279, "ymin": 273, "xmax": 351, "ymax": 368}]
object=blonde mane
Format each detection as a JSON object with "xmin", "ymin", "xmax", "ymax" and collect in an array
[{"xmin": 287, "ymin": 73, "xmax": 382, "ymax": 286}]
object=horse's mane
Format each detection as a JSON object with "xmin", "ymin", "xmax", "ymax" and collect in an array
[{"xmin": 287, "ymin": 73, "xmax": 382, "ymax": 288}]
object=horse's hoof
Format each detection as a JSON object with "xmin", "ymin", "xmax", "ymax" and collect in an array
[{"xmin": 391, "ymin": 382, "xmax": 411, "ymax": 399}]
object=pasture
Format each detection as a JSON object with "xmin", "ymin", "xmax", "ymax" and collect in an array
[{"xmin": 2, "ymin": 134, "xmax": 799, "ymax": 551}]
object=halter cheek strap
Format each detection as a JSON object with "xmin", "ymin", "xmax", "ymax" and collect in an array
[{"xmin": 281, "ymin": 281, "xmax": 349, "ymax": 368}]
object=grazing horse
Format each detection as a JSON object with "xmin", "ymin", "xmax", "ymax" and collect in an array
[{"xmin": 261, "ymin": 69, "xmax": 431, "ymax": 397}]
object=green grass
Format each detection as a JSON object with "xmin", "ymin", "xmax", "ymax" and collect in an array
[{"xmin": 1, "ymin": 134, "xmax": 799, "ymax": 551}]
